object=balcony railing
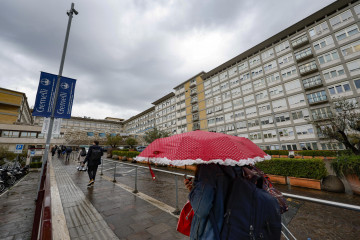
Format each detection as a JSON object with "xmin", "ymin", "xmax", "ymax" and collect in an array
[
  {"xmin": 302, "ymin": 75, "xmax": 323, "ymax": 90},
  {"xmin": 190, "ymin": 89, "xmax": 197, "ymax": 96},
  {"xmin": 291, "ymin": 34, "xmax": 309, "ymax": 49},
  {"xmin": 312, "ymin": 112, "xmax": 333, "ymax": 121},
  {"xmin": 192, "ymin": 115, "xmax": 199, "ymax": 121},
  {"xmin": 191, "ymin": 98, "xmax": 198, "ymax": 104},
  {"xmin": 192, "ymin": 125, "xmax": 200, "ymax": 131},
  {"xmin": 299, "ymin": 61, "xmax": 318, "ymax": 76},
  {"xmin": 191, "ymin": 107, "xmax": 198, "ymax": 112},
  {"xmin": 307, "ymin": 95, "xmax": 328, "ymax": 105},
  {"xmin": 294, "ymin": 47, "xmax": 313, "ymax": 62}
]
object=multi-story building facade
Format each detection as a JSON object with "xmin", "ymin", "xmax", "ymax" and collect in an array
[
  {"xmin": 123, "ymin": 0, "xmax": 360, "ymax": 151},
  {"xmin": 123, "ymin": 107, "xmax": 155, "ymax": 136},
  {"xmin": 153, "ymin": 93, "xmax": 177, "ymax": 134}
]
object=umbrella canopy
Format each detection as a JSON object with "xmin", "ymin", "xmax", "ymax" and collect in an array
[{"xmin": 136, "ymin": 131, "xmax": 271, "ymax": 166}]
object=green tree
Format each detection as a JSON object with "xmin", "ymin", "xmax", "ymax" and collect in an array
[
  {"xmin": 106, "ymin": 134, "xmax": 123, "ymax": 148},
  {"xmin": 125, "ymin": 137, "xmax": 138, "ymax": 148},
  {"xmin": 144, "ymin": 127, "xmax": 170, "ymax": 144},
  {"xmin": 314, "ymin": 98, "xmax": 360, "ymax": 155}
]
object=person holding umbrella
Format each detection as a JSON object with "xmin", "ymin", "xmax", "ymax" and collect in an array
[{"xmin": 136, "ymin": 131, "xmax": 283, "ymax": 240}]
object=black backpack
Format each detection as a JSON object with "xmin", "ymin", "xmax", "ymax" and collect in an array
[
  {"xmin": 80, "ymin": 149, "xmax": 87, "ymax": 157},
  {"xmin": 211, "ymin": 168, "xmax": 282, "ymax": 240},
  {"xmin": 89, "ymin": 147, "xmax": 102, "ymax": 165}
]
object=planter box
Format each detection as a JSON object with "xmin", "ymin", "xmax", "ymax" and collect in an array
[
  {"xmin": 288, "ymin": 177, "xmax": 321, "ymax": 190},
  {"xmin": 267, "ymin": 174, "xmax": 286, "ymax": 184},
  {"xmin": 303, "ymin": 156, "xmax": 313, "ymax": 159},
  {"xmin": 345, "ymin": 174, "xmax": 360, "ymax": 195},
  {"xmin": 280, "ymin": 155, "xmax": 288, "ymax": 158},
  {"xmin": 185, "ymin": 165, "xmax": 197, "ymax": 171}
]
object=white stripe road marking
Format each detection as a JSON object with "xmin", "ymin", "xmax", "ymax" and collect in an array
[{"xmin": 102, "ymin": 167, "xmax": 136, "ymax": 174}]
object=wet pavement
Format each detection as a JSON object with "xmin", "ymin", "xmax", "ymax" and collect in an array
[
  {"xmin": 101, "ymin": 158, "xmax": 360, "ymax": 240},
  {"xmin": 54, "ymin": 156, "xmax": 187, "ymax": 240},
  {"xmin": 0, "ymin": 171, "xmax": 40, "ymax": 240}
]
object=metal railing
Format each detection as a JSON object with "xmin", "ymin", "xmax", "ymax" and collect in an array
[{"xmin": 102, "ymin": 158, "xmax": 360, "ymax": 240}]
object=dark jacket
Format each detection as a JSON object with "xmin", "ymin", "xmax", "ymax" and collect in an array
[
  {"xmin": 84, "ymin": 145, "xmax": 103, "ymax": 167},
  {"xmin": 189, "ymin": 164, "xmax": 237, "ymax": 240}
]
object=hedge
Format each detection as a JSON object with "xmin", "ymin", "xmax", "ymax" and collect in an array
[
  {"xmin": 112, "ymin": 150, "xmax": 140, "ymax": 158},
  {"xmin": 331, "ymin": 155, "xmax": 360, "ymax": 179},
  {"xmin": 264, "ymin": 150, "xmax": 289, "ymax": 156},
  {"xmin": 255, "ymin": 158, "xmax": 328, "ymax": 180},
  {"xmin": 30, "ymin": 162, "xmax": 42, "ymax": 168},
  {"xmin": 264, "ymin": 150, "xmax": 352, "ymax": 157}
]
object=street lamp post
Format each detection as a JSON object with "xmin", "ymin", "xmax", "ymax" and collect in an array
[{"xmin": 36, "ymin": 3, "xmax": 78, "ymax": 199}]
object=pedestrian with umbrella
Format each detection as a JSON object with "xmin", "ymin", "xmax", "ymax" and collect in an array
[{"xmin": 136, "ymin": 131, "xmax": 284, "ymax": 240}]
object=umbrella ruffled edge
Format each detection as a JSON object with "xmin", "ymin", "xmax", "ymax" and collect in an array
[{"xmin": 135, "ymin": 154, "xmax": 271, "ymax": 166}]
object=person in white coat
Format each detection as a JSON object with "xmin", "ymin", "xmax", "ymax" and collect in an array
[{"xmin": 77, "ymin": 147, "xmax": 87, "ymax": 171}]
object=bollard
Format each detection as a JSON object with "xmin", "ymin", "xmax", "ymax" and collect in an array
[
  {"xmin": 113, "ymin": 162, "xmax": 117, "ymax": 182},
  {"xmin": 172, "ymin": 175, "xmax": 180, "ymax": 215},
  {"xmin": 133, "ymin": 166, "xmax": 138, "ymax": 193},
  {"xmin": 100, "ymin": 158, "xmax": 103, "ymax": 175}
]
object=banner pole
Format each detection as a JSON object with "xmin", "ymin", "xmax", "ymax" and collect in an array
[{"xmin": 36, "ymin": 3, "xmax": 78, "ymax": 200}]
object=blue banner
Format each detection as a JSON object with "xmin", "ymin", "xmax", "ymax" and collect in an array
[
  {"xmin": 54, "ymin": 76, "xmax": 76, "ymax": 119},
  {"xmin": 32, "ymin": 72, "xmax": 58, "ymax": 117}
]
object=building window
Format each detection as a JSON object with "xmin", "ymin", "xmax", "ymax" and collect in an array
[
  {"xmin": 215, "ymin": 116, "xmax": 224, "ymax": 123},
  {"xmin": 244, "ymin": 94, "xmax": 255, "ymax": 105},
  {"xmin": 263, "ymin": 130, "xmax": 277, "ymax": 139},
  {"xmin": 275, "ymin": 112, "xmax": 290, "ymax": 123},
  {"xmin": 231, "ymin": 87, "xmax": 241, "ymax": 97},
  {"xmin": 228, "ymin": 66, "xmax": 237, "ymax": 77},
  {"xmin": 249, "ymin": 132, "xmax": 262, "ymax": 140},
  {"xmin": 223, "ymin": 102, "xmax": 232, "ymax": 111},
  {"xmin": 313, "ymin": 35, "xmax": 334, "ymax": 50},
  {"xmin": 285, "ymin": 79, "xmax": 302, "ymax": 92},
  {"xmin": 311, "ymin": 106, "xmax": 332, "ymax": 120},
  {"xmin": 265, "ymin": 72, "xmax": 280, "ymax": 84},
  {"xmin": 258, "ymin": 103, "xmax": 271, "ymax": 113},
  {"xmin": 340, "ymin": 40, "xmax": 360, "ymax": 57},
  {"xmin": 309, "ymin": 21, "xmax": 329, "ymax": 37},
  {"xmin": 294, "ymin": 47, "xmax": 312, "ymax": 61},
  {"xmin": 255, "ymin": 90, "xmax": 268, "ymax": 101},
  {"xmin": 253, "ymin": 78, "xmax": 266, "ymax": 89},
  {"xmin": 263, "ymin": 60, "xmax": 277, "ymax": 73},
  {"xmin": 230, "ymin": 77, "xmax": 240, "ymax": 86},
  {"xmin": 249, "ymin": 55, "xmax": 261, "ymax": 67},
  {"xmin": 260, "ymin": 115, "xmax": 274, "ymax": 125},
  {"xmin": 87, "ymin": 132, "xmax": 94, "ymax": 136},
  {"xmin": 245, "ymin": 106, "xmax": 257, "ymax": 116},
  {"xmin": 222, "ymin": 91, "xmax": 231, "ymax": 101},
  {"xmin": 322, "ymin": 65, "xmax": 345, "ymax": 80},
  {"xmin": 242, "ymin": 83, "xmax": 253, "ymax": 94},
  {"xmin": 328, "ymin": 82, "xmax": 351, "ymax": 95},
  {"xmin": 236, "ymin": 121, "xmax": 247, "ymax": 129},
  {"xmin": 278, "ymin": 53, "xmax": 293, "ymax": 66},
  {"xmin": 281, "ymin": 65, "xmax": 297, "ymax": 79},
  {"xmin": 1, "ymin": 131, "xmax": 19, "ymax": 138},
  {"xmin": 335, "ymin": 24, "xmax": 359, "ymax": 41},
  {"xmin": 261, "ymin": 48, "xmax": 275, "ymax": 61},
  {"xmin": 220, "ymin": 82, "xmax": 229, "ymax": 91},
  {"xmin": 302, "ymin": 75, "xmax": 322, "ymax": 89},
  {"xmin": 354, "ymin": 79, "xmax": 360, "ymax": 89},
  {"xmin": 282, "ymin": 143, "xmax": 298, "ymax": 150},
  {"xmin": 226, "ymin": 124, "xmax": 235, "ymax": 132},
  {"xmin": 269, "ymin": 86, "xmax": 284, "ymax": 97},
  {"xmin": 317, "ymin": 50, "xmax": 339, "ymax": 65},
  {"xmin": 329, "ymin": 9, "xmax": 353, "ymax": 28},
  {"xmin": 296, "ymin": 124, "xmax": 314, "ymax": 135},
  {"xmin": 299, "ymin": 61, "xmax": 317, "ymax": 75},
  {"xmin": 219, "ymin": 72, "xmax": 227, "ymax": 81},
  {"xmin": 238, "ymin": 61, "xmax": 249, "ymax": 72},
  {"xmin": 204, "ymin": 80, "xmax": 211, "ymax": 88},
  {"xmin": 275, "ymin": 40, "xmax": 290, "ymax": 54},
  {"xmin": 346, "ymin": 59, "xmax": 360, "ymax": 73},
  {"xmin": 306, "ymin": 91, "xmax": 327, "ymax": 104},
  {"xmin": 278, "ymin": 127, "xmax": 294, "ymax": 137},
  {"xmin": 291, "ymin": 108, "xmax": 310, "ymax": 120},
  {"xmin": 300, "ymin": 142, "xmax": 318, "ymax": 150},
  {"xmin": 240, "ymin": 72, "xmax": 250, "ymax": 81},
  {"xmin": 232, "ymin": 98, "xmax": 243, "ymax": 107},
  {"xmin": 251, "ymin": 66, "xmax": 263, "ymax": 78},
  {"xmin": 355, "ymin": 4, "xmax": 360, "ymax": 16},
  {"xmin": 233, "ymin": 110, "xmax": 245, "ymax": 119},
  {"xmin": 272, "ymin": 99, "xmax": 287, "ymax": 109},
  {"xmin": 247, "ymin": 119, "xmax": 260, "ymax": 128},
  {"xmin": 288, "ymin": 93, "xmax": 305, "ymax": 105}
]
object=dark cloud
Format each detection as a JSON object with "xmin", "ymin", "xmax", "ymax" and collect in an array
[{"xmin": 0, "ymin": 0, "xmax": 335, "ymax": 119}]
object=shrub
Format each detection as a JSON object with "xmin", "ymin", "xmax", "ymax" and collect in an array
[
  {"xmin": 30, "ymin": 162, "xmax": 42, "ymax": 168},
  {"xmin": 127, "ymin": 151, "xmax": 140, "ymax": 158},
  {"xmin": 331, "ymin": 155, "xmax": 360, "ymax": 179},
  {"xmin": 255, "ymin": 158, "xmax": 327, "ymax": 180},
  {"xmin": 31, "ymin": 156, "xmax": 42, "ymax": 162},
  {"xmin": 295, "ymin": 150, "xmax": 352, "ymax": 157}
]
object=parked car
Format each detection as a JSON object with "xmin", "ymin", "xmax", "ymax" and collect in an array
[{"xmin": 136, "ymin": 146, "xmax": 146, "ymax": 152}]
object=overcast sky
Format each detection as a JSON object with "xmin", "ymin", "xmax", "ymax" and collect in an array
[{"xmin": 0, "ymin": 0, "xmax": 336, "ymax": 120}]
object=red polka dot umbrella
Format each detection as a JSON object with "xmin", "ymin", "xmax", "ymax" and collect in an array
[{"xmin": 136, "ymin": 131, "xmax": 271, "ymax": 166}]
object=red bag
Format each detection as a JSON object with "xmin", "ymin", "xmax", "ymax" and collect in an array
[{"xmin": 176, "ymin": 201, "xmax": 194, "ymax": 236}]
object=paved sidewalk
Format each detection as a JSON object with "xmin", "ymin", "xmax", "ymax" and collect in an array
[
  {"xmin": 0, "ymin": 171, "xmax": 40, "ymax": 240},
  {"xmin": 52, "ymin": 157, "xmax": 187, "ymax": 239}
]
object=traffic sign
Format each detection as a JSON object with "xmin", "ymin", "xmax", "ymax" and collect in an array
[
  {"xmin": 14, "ymin": 144, "xmax": 24, "ymax": 154},
  {"xmin": 30, "ymin": 150, "xmax": 36, "ymax": 156}
]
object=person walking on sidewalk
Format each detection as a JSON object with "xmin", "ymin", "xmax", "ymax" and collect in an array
[
  {"xmin": 65, "ymin": 146, "xmax": 72, "ymax": 161},
  {"xmin": 83, "ymin": 140, "xmax": 103, "ymax": 187}
]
